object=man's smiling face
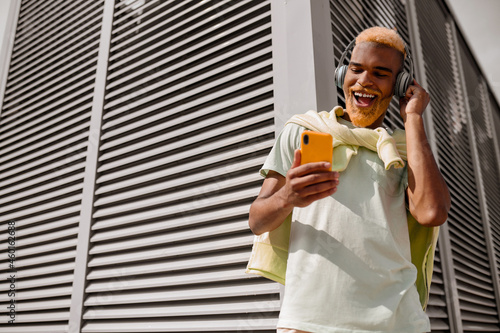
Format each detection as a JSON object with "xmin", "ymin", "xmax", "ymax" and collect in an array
[{"xmin": 343, "ymin": 42, "xmax": 404, "ymax": 128}]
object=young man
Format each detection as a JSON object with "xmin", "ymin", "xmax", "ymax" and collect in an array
[{"xmin": 248, "ymin": 27, "xmax": 451, "ymax": 332}]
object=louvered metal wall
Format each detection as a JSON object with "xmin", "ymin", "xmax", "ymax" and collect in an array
[
  {"xmin": 416, "ymin": 0, "xmax": 500, "ymax": 332},
  {"xmin": 414, "ymin": 2, "xmax": 461, "ymax": 331},
  {"xmin": 1, "ymin": 0, "xmax": 500, "ymax": 332},
  {"xmin": 488, "ymin": 93, "xmax": 500, "ymax": 284},
  {"xmin": 456, "ymin": 31, "xmax": 500, "ymax": 332},
  {"xmin": 0, "ymin": 0, "xmax": 104, "ymax": 331},
  {"xmin": 81, "ymin": 0, "xmax": 279, "ymax": 331}
]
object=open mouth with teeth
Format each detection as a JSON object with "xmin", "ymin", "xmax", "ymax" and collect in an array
[{"xmin": 353, "ymin": 91, "xmax": 376, "ymax": 107}]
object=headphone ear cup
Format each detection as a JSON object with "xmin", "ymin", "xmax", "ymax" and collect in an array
[
  {"xmin": 335, "ymin": 65, "xmax": 348, "ymax": 90},
  {"xmin": 395, "ymin": 71, "xmax": 411, "ymax": 97}
]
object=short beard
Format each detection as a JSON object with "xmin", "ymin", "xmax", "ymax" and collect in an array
[{"xmin": 345, "ymin": 95, "xmax": 392, "ymax": 128}]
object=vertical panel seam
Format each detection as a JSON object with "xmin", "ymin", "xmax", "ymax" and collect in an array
[
  {"xmin": 450, "ymin": 14, "xmax": 500, "ymax": 328},
  {"xmin": 68, "ymin": 0, "xmax": 114, "ymax": 332},
  {"xmin": 0, "ymin": 0, "xmax": 21, "ymax": 117},
  {"xmin": 406, "ymin": 1, "xmax": 462, "ymax": 331}
]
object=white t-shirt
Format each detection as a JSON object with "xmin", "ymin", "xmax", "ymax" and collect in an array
[{"xmin": 261, "ymin": 122, "xmax": 431, "ymax": 333}]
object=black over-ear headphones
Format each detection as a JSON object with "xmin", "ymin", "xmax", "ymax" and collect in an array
[{"xmin": 334, "ymin": 38, "xmax": 414, "ymax": 98}]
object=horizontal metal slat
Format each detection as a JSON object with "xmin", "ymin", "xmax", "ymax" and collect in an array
[
  {"xmin": 3, "ymin": 194, "xmax": 82, "ymax": 224},
  {"xmin": 0, "ymin": 184, "xmax": 83, "ymax": 218},
  {"xmin": 5, "ymin": 35, "xmax": 99, "ymax": 94},
  {"xmin": 86, "ymin": 266, "xmax": 254, "ymax": 293},
  {"xmin": 460, "ymin": 305, "xmax": 500, "ymax": 318},
  {"xmin": 108, "ymin": 1, "xmax": 268, "ymax": 73},
  {"xmin": 0, "ymin": 324, "xmax": 68, "ymax": 333},
  {"xmin": 110, "ymin": 0, "xmax": 201, "ymax": 46},
  {"xmin": 428, "ymin": 293, "xmax": 447, "ymax": 308},
  {"xmin": 0, "ymin": 109, "xmax": 89, "ymax": 157},
  {"xmin": 457, "ymin": 294, "xmax": 498, "ymax": 312},
  {"xmin": 0, "ymin": 249, "xmax": 76, "ymax": 272},
  {"xmin": 92, "ymin": 173, "xmax": 259, "ymax": 222},
  {"xmin": 91, "ymin": 185, "xmax": 260, "ymax": 230},
  {"xmin": 11, "ymin": 238, "xmax": 78, "ymax": 258},
  {"xmin": 14, "ymin": 0, "xmax": 96, "ymax": 52},
  {"xmin": 0, "ymin": 122, "xmax": 89, "ymax": 170},
  {"xmin": 100, "ymin": 96, "xmax": 271, "ymax": 157},
  {"xmin": 452, "ymin": 251, "xmax": 492, "ymax": 280},
  {"xmin": 0, "ymin": 135, "xmax": 88, "ymax": 175},
  {"xmin": 94, "ymin": 155, "xmax": 263, "ymax": 208},
  {"xmin": 0, "ymin": 153, "xmax": 86, "ymax": 190},
  {"xmin": 16, "ymin": 0, "xmax": 63, "ymax": 28},
  {"xmin": 109, "ymin": 0, "xmax": 246, "ymax": 60},
  {"xmin": 0, "ymin": 285, "xmax": 72, "ymax": 302},
  {"xmin": 0, "ymin": 192, "xmax": 82, "ymax": 223},
  {"xmin": 9, "ymin": 3, "xmax": 102, "ymax": 72},
  {"xmin": 101, "ymin": 82, "xmax": 269, "ymax": 136},
  {"xmin": 97, "ymin": 125, "xmax": 272, "ymax": 186},
  {"xmin": 104, "ymin": 58, "xmax": 271, "ymax": 121},
  {"xmin": 0, "ymin": 215, "xmax": 78, "ymax": 237},
  {"xmin": 106, "ymin": 37, "xmax": 270, "ymax": 103},
  {"xmin": 0, "ymin": 96, "xmax": 91, "ymax": 142},
  {"xmin": 0, "ymin": 227, "xmax": 78, "ymax": 249},
  {"xmin": 3, "ymin": 75, "xmax": 96, "ymax": 122},
  {"xmin": 90, "ymin": 219, "xmax": 249, "ymax": 255},
  {"xmin": 0, "ymin": 298, "xmax": 71, "ymax": 312},
  {"xmin": 0, "ymin": 262, "xmax": 74, "ymax": 280},
  {"xmin": 81, "ymin": 317, "xmax": 277, "ymax": 332},
  {"xmin": 108, "ymin": 22, "xmax": 269, "ymax": 95},
  {"xmin": 83, "ymin": 298, "xmax": 280, "ymax": 319},
  {"xmin": 16, "ymin": 0, "xmax": 68, "ymax": 33},
  {"xmin": 4, "ymin": 61, "xmax": 96, "ymax": 114},
  {"xmin": 1, "ymin": 92, "xmax": 93, "ymax": 140},
  {"xmin": 0, "ymin": 311, "xmax": 69, "ymax": 323},
  {"xmin": 0, "ymin": 206, "xmax": 81, "ymax": 233},
  {"xmin": 98, "ymin": 117, "xmax": 272, "ymax": 178},
  {"xmin": 87, "ymin": 250, "xmax": 250, "ymax": 280},
  {"xmin": 99, "ymin": 112, "xmax": 272, "ymax": 166},
  {"xmin": 0, "ymin": 272, "xmax": 73, "ymax": 290},
  {"xmin": 455, "ymin": 278, "xmax": 497, "ymax": 300},
  {"xmin": 90, "ymin": 204, "xmax": 248, "ymax": 243},
  {"xmin": 462, "ymin": 322, "xmax": 500, "ymax": 332},
  {"xmin": 94, "ymin": 141, "xmax": 270, "ymax": 206},
  {"xmin": 0, "ymin": 172, "xmax": 85, "ymax": 205},
  {"xmin": 84, "ymin": 280, "xmax": 279, "ymax": 306},
  {"xmin": 88, "ymin": 233, "xmax": 254, "ymax": 268},
  {"xmin": 112, "ymin": 0, "xmax": 160, "ymax": 27},
  {"xmin": 449, "ymin": 227, "xmax": 488, "ymax": 258},
  {"xmin": 103, "ymin": 68, "xmax": 270, "ymax": 124},
  {"xmin": 450, "ymin": 238, "xmax": 489, "ymax": 269}
]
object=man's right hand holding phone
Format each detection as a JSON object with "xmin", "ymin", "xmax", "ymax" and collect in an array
[
  {"xmin": 249, "ymin": 149, "xmax": 339, "ymax": 235},
  {"xmin": 281, "ymin": 149, "xmax": 339, "ymax": 208}
]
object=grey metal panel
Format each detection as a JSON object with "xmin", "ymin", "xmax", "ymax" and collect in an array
[
  {"xmin": 456, "ymin": 31, "xmax": 500, "ymax": 331},
  {"xmin": 0, "ymin": 0, "xmax": 104, "ymax": 331},
  {"xmin": 82, "ymin": 0, "xmax": 278, "ymax": 331},
  {"xmin": 416, "ymin": 0, "xmax": 500, "ymax": 331},
  {"xmin": 415, "ymin": 2, "xmax": 472, "ymax": 331},
  {"xmin": 488, "ymin": 94, "xmax": 500, "ymax": 279}
]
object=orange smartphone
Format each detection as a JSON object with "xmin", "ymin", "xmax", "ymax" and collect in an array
[{"xmin": 300, "ymin": 131, "xmax": 333, "ymax": 170}]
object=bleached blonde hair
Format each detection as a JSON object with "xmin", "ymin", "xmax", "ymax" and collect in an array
[{"xmin": 355, "ymin": 26, "xmax": 406, "ymax": 58}]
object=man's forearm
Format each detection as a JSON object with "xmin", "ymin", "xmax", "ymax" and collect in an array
[
  {"xmin": 405, "ymin": 113, "xmax": 451, "ymax": 226},
  {"xmin": 249, "ymin": 191, "xmax": 294, "ymax": 235}
]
